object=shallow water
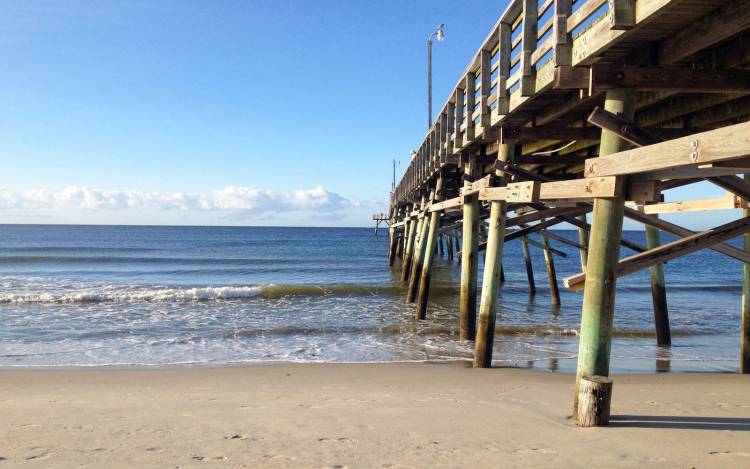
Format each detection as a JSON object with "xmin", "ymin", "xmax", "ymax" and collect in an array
[{"xmin": 0, "ymin": 224, "xmax": 744, "ymax": 372}]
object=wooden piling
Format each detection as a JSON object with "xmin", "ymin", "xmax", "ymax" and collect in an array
[
  {"xmin": 643, "ymin": 209, "xmax": 671, "ymax": 346},
  {"xmin": 401, "ymin": 205, "xmax": 417, "ymax": 282},
  {"xmin": 447, "ymin": 233, "xmax": 454, "ymax": 260},
  {"xmin": 521, "ymin": 235, "xmax": 536, "ymax": 294},
  {"xmin": 460, "ymin": 154, "xmax": 481, "ymax": 341},
  {"xmin": 576, "ymin": 376, "xmax": 613, "ymax": 427},
  {"xmin": 573, "ymin": 88, "xmax": 632, "ymax": 423},
  {"xmin": 416, "ymin": 176, "xmax": 444, "ymax": 319},
  {"xmin": 474, "ymin": 141, "xmax": 514, "ymax": 367},
  {"xmin": 438, "ymin": 234, "xmax": 445, "ymax": 257},
  {"xmin": 387, "ymin": 225, "xmax": 398, "ymax": 267},
  {"xmin": 743, "ymin": 174, "xmax": 750, "ymax": 373},
  {"xmin": 541, "ymin": 234, "xmax": 561, "ymax": 307},
  {"xmin": 408, "ymin": 188, "xmax": 435, "ymax": 303}
]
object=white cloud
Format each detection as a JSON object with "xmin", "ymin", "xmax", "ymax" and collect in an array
[{"xmin": 0, "ymin": 185, "xmax": 359, "ymax": 217}]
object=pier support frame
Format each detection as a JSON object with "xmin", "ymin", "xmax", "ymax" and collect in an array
[
  {"xmin": 460, "ymin": 154, "xmax": 481, "ymax": 341},
  {"xmin": 474, "ymin": 140, "xmax": 514, "ymax": 367},
  {"xmin": 416, "ymin": 176, "xmax": 444, "ymax": 319},
  {"xmin": 573, "ymin": 88, "xmax": 633, "ymax": 423}
]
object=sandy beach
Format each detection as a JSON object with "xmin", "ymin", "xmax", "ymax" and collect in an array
[{"xmin": 0, "ymin": 363, "xmax": 748, "ymax": 468}]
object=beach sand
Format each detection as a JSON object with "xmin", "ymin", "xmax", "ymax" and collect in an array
[{"xmin": 0, "ymin": 363, "xmax": 748, "ymax": 468}]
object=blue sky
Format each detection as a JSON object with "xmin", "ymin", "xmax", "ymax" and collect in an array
[{"xmin": 0, "ymin": 0, "xmax": 738, "ymax": 228}]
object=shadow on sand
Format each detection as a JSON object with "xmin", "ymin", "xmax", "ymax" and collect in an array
[{"xmin": 609, "ymin": 415, "xmax": 750, "ymax": 431}]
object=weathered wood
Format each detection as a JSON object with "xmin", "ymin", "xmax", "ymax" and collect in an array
[
  {"xmin": 577, "ymin": 214, "xmax": 589, "ymax": 272},
  {"xmin": 576, "ymin": 375, "xmax": 613, "ymax": 427},
  {"xmin": 585, "ymin": 121, "xmax": 750, "ymax": 178},
  {"xmin": 660, "ymin": 0, "xmax": 750, "ymax": 64},
  {"xmin": 416, "ymin": 177, "xmax": 444, "ymax": 319},
  {"xmin": 623, "ymin": 205, "xmax": 750, "ymax": 264},
  {"xmin": 568, "ymin": 66, "xmax": 750, "ymax": 94},
  {"xmin": 573, "ymin": 88, "xmax": 632, "ymax": 419},
  {"xmin": 475, "ymin": 141, "xmax": 514, "ymax": 368},
  {"xmin": 565, "ymin": 215, "xmax": 750, "ymax": 291},
  {"xmin": 521, "ymin": 235, "xmax": 536, "ymax": 294},
  {"xmin": 407, "ymin": 192, "xmax": 433, "ymax": 302},
  {"xmin": 643, "ymin": 208, "xmax": 671, "ymax": 347},
  {"xmin": 541, "ymin": 234, "xmax": 561, "ymax": 306},
  {"xmin": 388, "ymin": 225, "xmax": 398, "ymax": 266},
  {"xmin": 401, "ymin": 205, "xmax": 418, "ymax": 282},
  {"xmin": 640, "ymin": 194, "xmax": 739, "ymax": 214},
  {"xmin": 460, "ymin": 155, "xmax": 481, "ymax": 341}
]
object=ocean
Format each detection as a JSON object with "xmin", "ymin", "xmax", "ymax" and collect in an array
[{"xmin": 0, "ymin": 224, "xmax": 744, "ymax": 372}]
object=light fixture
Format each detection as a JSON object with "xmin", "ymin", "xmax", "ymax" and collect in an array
[{"xmin": 435, "ymin": 24, "xmax": 445, "ymax": 42}]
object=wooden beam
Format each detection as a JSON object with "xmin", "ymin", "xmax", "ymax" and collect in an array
[
  {"xmin": 639, "ymin": 194, "xmax": 740, "ymax": 214},
  {"xmin": 623, "ymin": 205, "xmax": 750, "ymax": 264},
  {"xmin": 565, "ymin": 215, "xmax": 750, "ymax": 291},
  {"xmin": 585, "ymin": 121, "xmax": 750, "ymax": 178},
  {"xmin": 502, "ymin": 125, "xmax": 601, "ymax": 141},
  {"xmin": 568, "ymin": 66, "xmax": 750, "ymax": 94},
  {"xmin": 660, "ymin": 0, "xmax": 750, "ymax": 64}
]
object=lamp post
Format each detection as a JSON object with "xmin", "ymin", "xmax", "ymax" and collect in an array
[{"xmin": 428, "ymin": 24, "xmax": 445, "ymax": 129}]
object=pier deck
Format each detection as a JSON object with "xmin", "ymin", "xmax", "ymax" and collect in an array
[{"xmin": 383, "ymin": 0, "xmax": 750, "ymax": 426}]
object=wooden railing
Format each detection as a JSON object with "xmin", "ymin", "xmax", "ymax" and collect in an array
[{"xmin": 391, "ymin": 0, "xmax": 632, "ymax": 210}]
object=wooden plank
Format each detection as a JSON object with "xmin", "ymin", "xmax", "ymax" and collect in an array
[
  {"xmin": 585, "ymin": 121, "xmax": 750, "ymax": 178},
  {"xmin": 506, "ymin": 181, "xmax": 541, "ymax": 202},
  {"xmin": 565, "ymin": 215, "xmax": 750, "ymax": 291},
  {"xmin": 503, "ymin": 124, "xmax": 600, "ymax": 141},
  {"xmin": 640, "ymin": 194, "xmax": 739, "ymax": 214},
  {"xmin": 566, "ymin": 0, "xmax": 607, "ymax": 32},
  {"xmin": 590, "ymin": 66, "xmax": 750, "ymax": 94},
  {"xmin": 429, "ymin": 196, "xmax": 463, "ymax": 213},
  {"xmin": 520, "ymin": 0, "xmax": 538, "ymax": 96},
  {"xmin": 538, "ymin": 176, "xmax": 622, "ymax": 200}
]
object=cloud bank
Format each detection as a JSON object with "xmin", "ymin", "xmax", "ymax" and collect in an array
[{"xmin": 0, "ymin": 185, "xmax": 358, "ymax": 216}]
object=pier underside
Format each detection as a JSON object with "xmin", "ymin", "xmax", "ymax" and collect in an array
[{"xmin": 384, "ymin": 0, "xmax": 750, "ymax": 426}]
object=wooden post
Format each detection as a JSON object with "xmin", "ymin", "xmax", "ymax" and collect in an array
[
  {"xmin": 447, "ymin": 233, "xmax": 454, "ymax": 260},
  {"xmin": 401, "ymin": 204, "xmax": 417, "ymax": 282},
  {"xmin": 576, "ymin": 214, "xmax": 589, "ymax": 271},
  {"xmin": 743, "ymin": 174, "xmax": 750, "ymax": 373},
  {"xmin": 573, "ymin": 88, "xmax": 632, "ymax": 423},
  {"xmin": 474, "ymin": 141, "xmax": 514, "ymax": 367},
  {"xmin": 454, "ymin": 230, "xmax": 461, "ymax": 255},
  {"xmin": 408, "ymin": 188, "xmax": 435, "ymax": 303},
  {"xmin": 388, "ymin": 225, "xmax": 398, "ymax": 266},
  {"xmin": 438, "ymin": 234, "xmax": 445, "ymax": 257},
  {"xmin": 541, "ymin": 234, "xmax": 561, "ymax": 306},
  {"xmin": 416, "ymin": 177, "xmax": 444, "ymax": 319},
  {"xmin": 460, "ymin": 155, "xmax": 481, "ymax": 341},
  {"xmin": 521, "ymin": 235, "xmax": 536, "ymax": 294},
  {"xmin": 576, "ymin": 376, "xmax": 613, "ymax": 427},
  {"xmin": 642, "ymin": 208, "xmax": 671, "ymax": 346}
]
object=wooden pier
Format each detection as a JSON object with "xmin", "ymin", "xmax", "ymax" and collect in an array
[{"xmin": 382, "ymin": 0, "xmax": 750, "ymax": 426}]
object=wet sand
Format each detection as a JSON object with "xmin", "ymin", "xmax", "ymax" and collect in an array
[{"xmin": 1, "ymin": 363, "xmax": 749, "ymax": 468}]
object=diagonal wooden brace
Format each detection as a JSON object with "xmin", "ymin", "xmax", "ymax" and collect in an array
[{"xmin": 564, "ymin": 215, "xmax": 750, "ymax": 291}]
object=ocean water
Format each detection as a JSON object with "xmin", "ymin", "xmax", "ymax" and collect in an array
[{"xmin": 0, "ymin": 224, "xmax": 745, "ymax": 372}]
